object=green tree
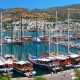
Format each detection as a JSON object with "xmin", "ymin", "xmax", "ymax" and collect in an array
[
  {"xmin": 34, "ymin": 76, "xmax": 47, "ymax": 80},
  {"xmin": 0, "ymin": 74, "xmax": 11, "ymax": 80},
  {"xmin": 74, "ymin": 70, "xmax": 80, "ymax": 80}
]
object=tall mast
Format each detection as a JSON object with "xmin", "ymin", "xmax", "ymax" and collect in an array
[
  {"xmin": 43, "ymin": 19, "xmax": 45, "ymax": 36},
  {"xmin": 41, "ymin": 20, "xmax": 43, "ymax": 36},
  {"xmin": 1, "ymin": 12, "xmax": 2, "ymax": 56},
  {"xmin": 56, "ymin": 10, "xmax": 58, "ymax": 55},
  {"xmin": 43, "ymin": 19, "xmax": 46, "ymax": 53},
  {"xmin": 67, "ymin": 9, "xmax": 70, "ymax": 54},
  {"xmin": 26, "ymin": 17, "xmax": 28, "ymax": 36},
  {"xmin": 48, "ymin": 24, "xmax": 51, "ymax": 53},
  {"xmin": 36, "ymin": 18, "xmax": 38, "ymax": 57},
  {"xmin": 11, "ymin": 17, "xmax": 13, "ymax": 55},
  {"xmin": 21, "ymin": 15, "xmax": 23, "ymax": 42},
  {"xmin": 20, "ymin": 14, "xmax": 23, "ymax": 60}
]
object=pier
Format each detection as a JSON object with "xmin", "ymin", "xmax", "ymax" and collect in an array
[{"xmin": 12, "ymin": 70, "xmax": 74, "ymax": 80}]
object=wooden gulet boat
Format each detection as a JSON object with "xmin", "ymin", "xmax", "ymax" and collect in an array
[
  {"xmin": 28, "ymin": 54, "xmax": 72, "ymax": 71},
  {"xmin": 4, "ymin": 54, "xmax": 36, "ymax": 77},
  {"xmin": 68, "ymin": 53, "xmax": 80, "ymax": 68},
  {"xmin": 67, "ymin": 10, "xmax": 80, "ymax": 68},
  {"xmin": 0, "ymin": 12, "xmax": 14, "ymax": 75},
  {"xmin": 13, "ymin": 61, "xmax": 36, "ymax": 77},
  {"xmin": 29, "ymin": 10, "xmax": 75, "ymax": 72},
  {"xmin": 12, "ymin": 16, "xmax": 36, "ymax": 77},
  {"xmin": 0, "ymin": 57, "xmax": 13, "ymax": 75},
  {"xmin": 28, "ymin": 55, "xmax": 60, "ymax": 71}
]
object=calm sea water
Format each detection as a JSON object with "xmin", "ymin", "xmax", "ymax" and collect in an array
[{"xmin": 0, "ymin": 30, "xmax": 80, "ymax": 77}]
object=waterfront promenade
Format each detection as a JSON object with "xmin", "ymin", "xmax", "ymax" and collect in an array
[{"xmin": 12, "ymin": 70, "xmax": 75, "ymax": 80}]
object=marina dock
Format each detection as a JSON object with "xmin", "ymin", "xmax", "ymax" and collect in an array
[{"xmin": 12, "ymin": 70, "xmax": 74, "ymax": 80}]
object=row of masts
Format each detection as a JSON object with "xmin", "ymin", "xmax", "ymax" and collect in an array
[
  {"xmin": 48, "ymin": 9, "xmax": 71, "ymax": 55},
  {"xmin": 1, "ymin": 9, "xmax": 80, "ymax": 56},
  {"xmin": 0, "ymin": 9, "xmax": 80, "ymax": 77},
  {"xmin": 1, "ymin": 12, "xmax": 3, "ymax": 56}
]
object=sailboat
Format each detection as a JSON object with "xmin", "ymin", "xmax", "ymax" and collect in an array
[
  {"xmin": 0, "ymin": 12, "xmax": 14, "ymax": 75},
  {"xmin": 39, "ymin": 20, "xmax": 48, "ymax": 43},
  {"xmin": 28, "ymin": 20, "xmax": 59, "ymax": 71},
  {"xmin": 28, "ymin": 10, "xmax": 73, "ymax": 71},
  {"xmin": 32, "ymin": 19, "xmax": 42, "ymax": 43},
  {"xmin": 28, "ymin": 12, "xmax": 59, "ymax": 71},
  {"xmin": 32, "ymin": 37, "xmax": 41, "ymax": 43},
  {"xmin": 4, "ymin": 36, "xmax": 12, "ymax": 43},
  {"xmin": 4, "ymin": 19, "xmax": 16, "ymax": 44},
  {"xmin": 13, "ymin": 17, "xmax": 36, "ymax": 77},
  {"xmin": 66, "ymin": 9, "xmax": 80, "ymax": 67},
  {"xmin": 13, "ymin": 60, "xmax": 36, "ymax": 77},
  {"xmin": 4, "ymin": 54, "xmax": 17, "ymax": 62}
]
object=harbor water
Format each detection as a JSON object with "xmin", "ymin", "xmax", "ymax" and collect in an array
[{"xmin": 0, "ymin": 30, "xmax": 80, "ymax": 77}]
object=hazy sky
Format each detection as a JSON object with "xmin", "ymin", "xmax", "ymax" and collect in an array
[{"xmin": 0, "ymin": 0, "xmax": 80, "ymax": 9}]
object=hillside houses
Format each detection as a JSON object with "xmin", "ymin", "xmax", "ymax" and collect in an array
[{"xmin": 4, "ymin": 19, "xmax": 54, "ymax": 31}]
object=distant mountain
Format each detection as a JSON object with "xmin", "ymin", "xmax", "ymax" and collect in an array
[
  {"xmin": 1, "ymin": 4, "xmax": 80, "ymax": 20},
  {"xmin": 32, "ymin": 4, "xmax": 80, "ymax": 12},
  {"xmin": 47, "ymin": 4, "xmax": 80, "ymax": 12},
  {"xmin": 61, "ymin": 4, "xmax": 80, "ymax": 8},
  {"xmin": 2, "ymin": 7, "xmax": 55, "ymax": 20},
  {"xmin": 0, "ymin": 8, "xmax": 5, "ymax": 11},
  {"xmin": 46, "ymin": 4, "xmax": 80, "ymax": 20},
  {"xmin": 31, "ymin": 4, "xmax": 80, "ymax": 20},
  {"xmin": 32, "ymin": 8, "xmax": 46, "ymax": 12}
]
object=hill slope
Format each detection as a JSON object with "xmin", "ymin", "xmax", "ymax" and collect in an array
[
  {"xmin": 1, "ymin": 4, "xmax": 80, "ymax": 20},
  {"xmin": 2, "ymin": 8, "xmax": 55, "ymax": 20},
  {"xmin": 32, "ymin": 4, "xmax": 80, "ymax": 20}
]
